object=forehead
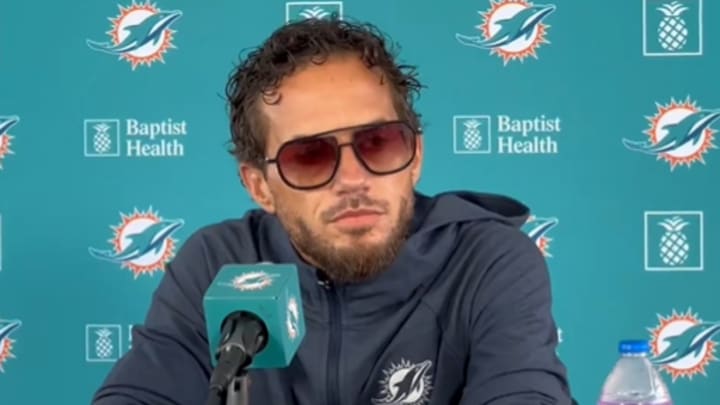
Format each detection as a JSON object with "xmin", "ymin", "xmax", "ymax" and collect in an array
[{"xmin": 259, "ymin": 54, "xmax": 398, "ymax": 150}]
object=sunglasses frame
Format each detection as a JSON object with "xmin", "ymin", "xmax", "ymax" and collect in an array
[{"xmin": 264, "ymin": 120, "xmax": 421, "ymax": 191}]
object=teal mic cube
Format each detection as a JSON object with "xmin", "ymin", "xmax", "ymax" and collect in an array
[{"xmin": 203, "ymin": 263, "xmax": 306, "ymax": 369}]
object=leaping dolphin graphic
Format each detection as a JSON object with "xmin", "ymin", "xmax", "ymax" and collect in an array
[
  {"xmin": 0, "ymin": 320, "xmax": 22, "ymax": 343},
  {"xmin": 456, "ymin": 4, "xmax": 556, "ymax": 49},
  {"xmin": 88, "ymin": 218, "xmax": 184, "ymax": 263},
  {"xmin": 622, "ymin": 110, "xmax": 720, "ymax": 155},
  {"xmin": 86, "ymin": 10, "xmax": 183, "ymax": 55},
  {"xmin": 0, "ymin": 116, "xmax": 20, "ymax": 135},
  {"xmin": 651, "ymin": 322, "xmax": 720, "ymax": 365},
  {"xmin": 380, "ymin": 360, "xmax": 432, "ymax": 404},
  {"xmin": 523, "ymin": 216, "xmax": 558, "ymax": 245}
]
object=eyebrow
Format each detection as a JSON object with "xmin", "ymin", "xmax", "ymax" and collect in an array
[{"xmin": 285, "ymin": 118, "xmax": 395, "ymax": 142}]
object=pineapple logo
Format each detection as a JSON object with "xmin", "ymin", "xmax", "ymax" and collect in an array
[
  {"xmin": 622, "ymin": 97, "xmax": 719, "ymax": 170},
  {"xmin": 522, "ymin": 215, "xmax": 558, "ymax": 258},
  {"xmin": 94, "ymin": 328, "xmax": 115, "ymax": 360},
  {"xmin": 0, "ymin": 319, "xmax": 21, "ymax": 373},
  {"xmin": 455, "ymin": 0, "xmax": 556, "ymax": 65},
  {"xmin": 93, "ymin": 123, "xmax": 113, "ymax": 154},
  {"xmin": 463, "ymin": 119, "xmax": 483, "ymax": 150},
  {"xmin": 453, "ymin": 115, "xmax": 491, "ymax": 154},
  {"xmin": 84, "ymin": 119, "xmax": 120, "ymax": 157},
  {"xmin": 644, "ymin": 211, "xmax": 703, "ymax": 271},
  {"xmin": 86, "ymin": 1, "xmax": 183, "ymax": 70},
  {"xmin": 0, "ymin": 116, "xmax": 19, "ymax": 171},
  {"xmin": 657, "ymin": 1, "xmax": 689, "ymax": 51},
  {"xmin": 286, "ymin": 2, "xmax": 343, "ymax": 23},
  {"xmin": 300, "ymin": 6, "xmax": 331, "ymax": 19},
  {"xmin": 648, "ymin": 308, "xmax": 720, "ymax": 381},
  {"xmin": 657, "ymin": 216, "xmax": 691, "ymax": 266},
  {"xmin": 643, "ymin": 0, "xmax": 702, "ymax": 56},
  {"xmin": 85, "ymin": 324, "xmax": 122, "ymax": 362},
  {"xmin": 88, "ymin": 207, "xmax": 184, "ymax": 278}
]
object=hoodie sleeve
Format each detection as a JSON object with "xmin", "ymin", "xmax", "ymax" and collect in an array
[
  {"xmin": 91, "ymin": 231, "xmax": 214, "ymax": 405},
  {"xmin": 458, "ymin": 228, "xmax": 575, "ymax": 405}
]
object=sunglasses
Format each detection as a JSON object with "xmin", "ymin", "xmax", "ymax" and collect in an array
[{"xmin": 264, "ymin": 120, "xmax": 420, "ymax": 190}]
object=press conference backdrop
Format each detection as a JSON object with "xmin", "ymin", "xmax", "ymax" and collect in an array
[{"xmin": 0, "ymin": 0, "xmax": 718, "ymax": 403}]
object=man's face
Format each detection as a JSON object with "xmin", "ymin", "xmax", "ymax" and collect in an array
[{"xmin": 241, "ymin": 54, "xmax": 423, "ymax": 283}]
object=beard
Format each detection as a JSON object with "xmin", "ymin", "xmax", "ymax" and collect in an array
[{"xmin": 276, "ymin": 192, "xmax": 415, "ymax": 284}]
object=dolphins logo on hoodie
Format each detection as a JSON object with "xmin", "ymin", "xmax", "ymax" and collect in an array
[
  {"xmin": 373, "ymin": 359, "xmax": 433, "ymax": 405},
  {"xmin": 89, "ymin": 207, "xmax": 184, "ymax": 278},
  {"xmin": 0, "ymin": 319, "xmax": 21, "ymax": 372},
  {"xmin": 0, "ymin": 116, "xmax": 19, "ymax": 170},
  {"xmin": 522, "ymin": 215, "xmax": 558, "ymax": 258},
  {"xmin": 622, "ymin": 97, "xmax": 718, "ymax": 170},
  {"xmin": 648, "ymin": 308, "xmax": 720, "ymax": 382},
  {"xmin": 87, "ymin": 1, "xmax": 182, "ymax": 70},
  {"xmin": 456, "ymin": 0, "xmax": 556, "ymax": 65}
]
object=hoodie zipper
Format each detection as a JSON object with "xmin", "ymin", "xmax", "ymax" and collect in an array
[{"xmin": 320, "ymin": 275, "xmax": 342, "ymax": 405}]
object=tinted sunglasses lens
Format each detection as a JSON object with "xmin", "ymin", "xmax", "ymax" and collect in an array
[
  {"xmin": 276, "ymin": 137, "xmax": 337, "ymax": 188},
  {"xmin": 354, "ymin": 122, "xmax": 415, "ymax": 173}
]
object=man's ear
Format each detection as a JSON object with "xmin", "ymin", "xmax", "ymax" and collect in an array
[
  {"xmin": 410, "ymin": 132, "xmax": 423, "ymax": 186},
  {"xmin": 239, "ymin": 163, "xmax": 276, "ymax": 214}
]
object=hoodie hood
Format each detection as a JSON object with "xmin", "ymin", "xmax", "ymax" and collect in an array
[
  {"xmin": 410, "ymin": 189, "xmax": 530, "ymax": 234},
  {"xmin": 260, "ymin": 189, "xmax": 531, "ymax": 324}
]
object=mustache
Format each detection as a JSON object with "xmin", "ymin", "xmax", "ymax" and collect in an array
[{"xmin": 321, "ymin": 194, "xmax": 389, "ymax": 221}]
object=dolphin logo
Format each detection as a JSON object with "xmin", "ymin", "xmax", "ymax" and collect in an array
[
  {"xmin": 623, "ymin": 109, "xmax": 720, "ymax": 155},
  {"xmin": 456, "ymin": 4, "xmax": 556, "ymax": 49},
  {"xmin": 227, "ymin": 271, "xmax": 280, "ymax": 291},
  {"xmin": 0, "ymin": 319, "xmax": 21, "ymax": 344},
  {"xmin": 522, "ymin": 216, "xmax": 558, "ymax": 245},
  {"xmin": 651, "ymin": 322, "xmax": 720, "ymax": 365},
  {"xmin": 0, "ymin": 116, "xmax": 20, "ymax": 136},
  {"xmin": 89, "ymin": 218, "xmax": 184, "ymax": 263},
  {"xmin": 87, "ymin": 10, "xmax": 183, "ymax": 55},
  {"xmin": 374, "ymin": 360, "xmax": 433, "ymax": 404}
]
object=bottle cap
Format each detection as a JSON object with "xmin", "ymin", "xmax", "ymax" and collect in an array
[{"xmin": 619, "ymin": 339, "xmax": 650, "ymax": 354}]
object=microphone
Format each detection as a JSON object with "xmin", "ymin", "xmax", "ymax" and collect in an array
[{"xmin": 202, "ymin": 263, "xmax": 306, "ymax": 405}]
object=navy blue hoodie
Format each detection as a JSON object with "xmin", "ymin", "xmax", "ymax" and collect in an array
[{"xmin": 92, "ymin": 190, "xmax": 575, "ymax": 404}]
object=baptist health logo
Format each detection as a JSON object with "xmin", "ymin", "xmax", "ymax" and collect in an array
[
  {"xmin": 622, "ymin": 97, "xmax": 718, "ymax": 170},
  {"xmin": 286, "ymin": 1, "xmax": 343, "ymax": 23},
  {"xmin": 85, "ymin": 324, "xmax": 134, "ymax": 362},
  {"xmin": 86, "ymin": 1, "xmax": 182, "ymax": 70},
  {"xmin": 88, "ymin": 207, "xmax": 184, "ymax": 278},
  {"xmin": 648, "ymin": 308, "xmax": 720, "ymax": 381},
  {"xmin": 0, "ymin": 116, "xmax": 19, "ymax": 170},
  {"xmin": 456, "ymin": 0, "xmax": 555, "ymax": 65},
  {"xmin": 84, "ymin": 118, "xmax": 187, "ymax": 158},
  {"xmin": 522, "ymin": 215, "xmax": 558, "ymax": 258},
  {"xmin": 644, "ymin": 211, "xmax": 703, "ymax": 271},
  {"xmin": 453, "ymin": 114, "xmax": 561, "ymax": 154},
  {"xmin": 643, "ymin": 0, "xmax": 702, "ymax": 57},
  {"xmin": 0, "ymin": 319, "xmax": 21, "ymax": 372}
]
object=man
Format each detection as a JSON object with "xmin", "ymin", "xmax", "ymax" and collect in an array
[{"xmin": 92, "ymin": 17, "xmax": 575, "ymax": 405}]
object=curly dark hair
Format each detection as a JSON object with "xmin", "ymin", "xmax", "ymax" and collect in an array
[{"xmin": 224, "ymin": 16, "xmax": 425, "ymax": 168}]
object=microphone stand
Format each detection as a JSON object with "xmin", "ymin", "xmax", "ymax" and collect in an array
[
  {"xmin": 225, "ymin": 371, "xmax": 249, "ymax": 405},
  {"xmin": 205, "ymin": 311, "xmax": 268, "ymax": 405}
]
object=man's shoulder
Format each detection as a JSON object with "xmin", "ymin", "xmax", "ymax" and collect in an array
[
  {"xmin": 455, "ymin": 217, "xmax": 540, "ymax": 261},
  {"xmin": 172, "ymin": 209, "xmax": 274, "ymax": 270}
]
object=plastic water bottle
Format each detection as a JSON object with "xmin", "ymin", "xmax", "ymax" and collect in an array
[{"xmin": 597, "ymin": 339, "xmax": 673, "ymax": 405}]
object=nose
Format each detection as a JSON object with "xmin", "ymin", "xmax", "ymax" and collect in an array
[{"xmin": 332, "ymin": 143, "xmax": 369, "ymax": 189}]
